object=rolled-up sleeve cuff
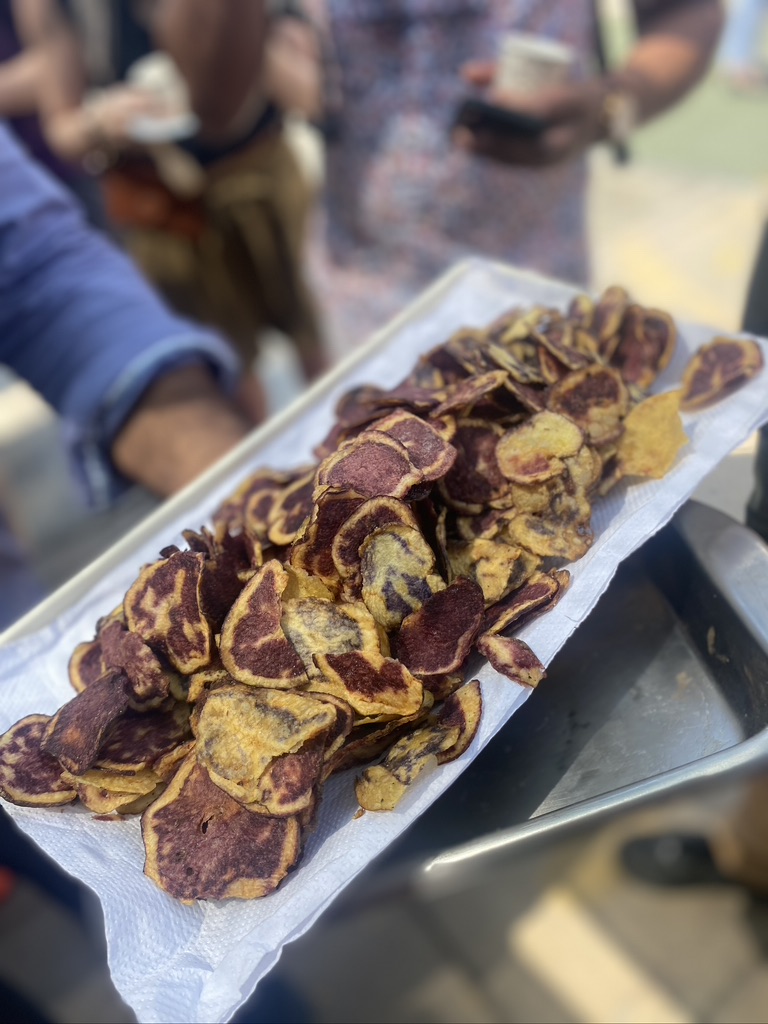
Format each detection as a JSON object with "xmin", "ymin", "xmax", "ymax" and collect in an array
[{"xmin": 72, "ymin": 331, "xmax": 241, "ymax": 509}]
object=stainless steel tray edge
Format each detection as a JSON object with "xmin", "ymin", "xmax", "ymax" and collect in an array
[
  {"xmin": 417, "ymin": 503, "xmax": 768, "ymax": 894},
  {"xmin": 2, "ymin": 259, "xmax": 495, "ymax": 647}
]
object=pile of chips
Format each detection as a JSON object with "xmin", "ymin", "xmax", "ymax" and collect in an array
[{"xmin": 0, "ymin": 287, "xmax": 763, "ymax": 903}]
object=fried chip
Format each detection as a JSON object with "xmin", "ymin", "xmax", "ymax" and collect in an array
[
  {"xmin": 66, "ymin": 765, "xmax": 161, "ymax": 795},
  {"xmin": 359, "ymin": 524, "xmax": 445, "ymax": 631},
  {"xmin": 482, "ymin": 569, "xmax": 564, "ymax": 635},
  {"xmin": 198, "ymin": 532, "xmax": 252, "ymax": 631},
  {"xmin": 281, "ymin": 598, "xmax": 383, "ymax": 678},
  {"xmin": 267, "ymin": 469, "xmax": 317, "ymax": 546},
  {"xmin": 611, "ymin": 305, "xmax": 677, "ymax": 391},
  {"xmin": 592, "ymin": 284, "xmax": 629, "ymax": 358},
  {"xmin": 219, "ymin": 561, "xmax": 307, "ymax": 688},
  {"xmin": 431, "ymin": 371, "xmax": 509, "ymax": 417},
  {"xmin": 617, "ymin": 390, "xmax": 688, "ymax": 479},
  {"xmin": 250, "ymin": 736, "xmax": 326, "ymax": 816},
  {"xmin": 142, "ymin": 755, "xmax": 302, "ymax": 901},
  {"xmin": 124, "ymin": 551, "xmax": 212, "ymax": 674},
  {"xmin": 496, "ymin": 411, "xmax": 583, "ymax": 484},
  {"xmin": 288, "ymin": 489, "xmax": 365, "ymax": 588},
  {"xmin": 196, "ymin": 685, "xmax": 336, "ymax": 805},
  {"xmin": 567, "ymin": 293, "xmax": 595, "ymax": 329},
  {"xmin": 316, "ymin": 430, "xmax": 424, "ymax": 499},
  {"xmin": 94, "ymin": 701, "xmax": 192, "ymax": 774},
  {"xmin": 506, "ymin": 499, "xmax": 593, "ymax": 561},
  {"xmin": 355, "ymin": 720, "xmax": 461, "ymax": 811},
  {"xmin": 433, "ymin": 680, "xmax": 483, "ymax": 764},
  {"xmin": 41, "ymin": 673, "xmax": 132, "ymax": 775},
  {"xmin": 100, "ymin": 622, "xmax": 172, "ymax": 709},
  {"xmin": 439, "ymin": 419, "xmax": 509, "ymax": 512},
  {"xmin": 476, "ymin": 635, "xmax": 546, "ymax": 688},
  {"xmin": 395, "ymin": 577, "xmax": 484, "ymax": 676},
  {"xmin": 680, "ymin": 337, "xmax": 764, "ymax": 411},
  {"xmin": 331, "ymin": 496, "xmax": 420, "ymax": 584},
  {"xmin": 445, "ymin": 537, "xmax": 529, "ymax": 606},
  {"xmin": 77, "ymin": 782, "xmax": 164, "ymax": 816},
  {"xmin": 547, "ymin": 365, "xmax": 629, "ymax": 446},
  {"xmin": 212, "ymin": 468, "xmax": 295, "ymax": 538},
  {"xmin": 312, "ymin": 650, "xmax": 424, "ymax": 719},
  {"xmin": 68, "ymin": 640, "xmax": 105, "ymax": 693},
  {"xmin": 0, "ymin": 715, "xmax": 77, "ymax": 807},
  {"xmin": 373, "ymin": 410, "xmax": 457, "ymax": 482}
]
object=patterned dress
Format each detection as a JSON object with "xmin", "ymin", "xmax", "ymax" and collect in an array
[{"xmin": 309, "ymin": 0, "xmax": 596, "ymax": 353}]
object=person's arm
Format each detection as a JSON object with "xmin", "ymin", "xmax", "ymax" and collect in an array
[
  {"xmin": 265, "ymin": 13, "xmax": 323, "ymax": 120},
  {"xmin": 0, "ymin": 125, "xmax": 250, "ymax": 501},
  {"xmin": 150, "ymin": 0, "xmax": 269, "ymax": 141},
  {"xmin": 456, "ymin": 0, "xmax": 724, "ymax": 167},
  {"xmin": 13, "ymin": 0, "xmax": 166, "ymax": 163},
  {"xmin": 110, "ymin": 365, "xmax": 250, "ymax": 496},
  {"xmin": 0, "ymin": 45, "xmax": 45, "ymax": 116}
]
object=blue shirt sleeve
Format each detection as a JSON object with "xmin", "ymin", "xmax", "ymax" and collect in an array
[{"xmin": 0, "ymin": 123, "xmax": 241, "ymax": 505}]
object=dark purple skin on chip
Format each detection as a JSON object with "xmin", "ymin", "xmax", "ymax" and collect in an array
[
  {"xmin": 200, "ymin": 546, "xmax": 249, "ymax": 631},
  {"xmin": 395, "ymin": 577, "xmax": 485, "ymax": 676},
  {"xmin": 610, "ymin": 306, "xmax": 673, "ymax": 389},
  {"xmin": 431, "ymin": 371, "xmax": 509, "ymax": 418},
  {"xmin": 549, "ymin": 367, "xmax": 623, "ymax": 421},
  {"xmin": 258, "ymin": 739, "xmax": 325, "ymax": 812},
  {"xmin": 321, "ymin": 433, "xmax": 422, "ymax": 499},
  {"xmin": 0, "ymin": 716, "xmax": 76, "ymax": 804},
  {"xmin": 239, "ymin": 563, "xmax": 284, "ymax": 637},
  {"xmin": 482, "ymin": 573, "xmax": 560, "ymax": 634},
  {"xmin": 68, "ymin": 640, "xmax": 106, "ymax": 691},
  {"xmin": 143, "ymin": 761, "xmax": 300, "ymax": 901},
  {"xmin": 323, "ymin": 651, "xmax": 412, "ymax": 700},
  {"xmin": 475, "ymin": 634, "xmax": 548, "ymax": 684},
  {"xmin": 433, "ymin": 680, "xmax": 483, "ymax": 764},
  {"xmin": 42, "ymin": 673, "xmax": 132, "ymax": 774},
  {"xmin": 442, "ymin": 423, "xmax": 508, "ymax": 508},
  {"xmin": 126, "ymin": 552, "xmax": 211, "ymax": 672},
  {"xmin": 476, "ymin": 635, "xmax": 546, "ymax": 686},
  {"xmin": 100, "ymin": 623, "xmax": 170, "ymax": 706},
  {"xmin": 333, "ymin": 497, "xmax": 419, "ymax": 579},
  {"xmin": 375, "ymin": 411, "xmax": 457, "ymax": 481},
  {"xmin": 269, "ymin": 474, "xmax": 316, "ymax": 542},
  {"xmin": 291, "ymin": 492, "xmax": 365, "ymax": 580},
  {"xmin": 96, "ymin": 705, "xmax": 191, "ymax": 770},
  {"xmin": 231, "ymin": 630, "xmax": 306, "ymax": 682}
]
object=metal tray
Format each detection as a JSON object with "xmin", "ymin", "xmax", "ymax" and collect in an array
[{"xmin": 359, "ymin": 499, "xmax": 768, "ymax": 896}]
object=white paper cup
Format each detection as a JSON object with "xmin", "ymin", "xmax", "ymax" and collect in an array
[{"xmin": 495, "ymin": 32, "xmax": 575, "ymax": 94}]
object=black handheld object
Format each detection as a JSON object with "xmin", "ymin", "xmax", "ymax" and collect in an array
[{"xmin": 454, "ymin": 97, "xmax": 548, "ymax": 138}]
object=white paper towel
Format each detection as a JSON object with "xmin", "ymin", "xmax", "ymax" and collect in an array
[{"xmin": 2, "ymin": 259, "xmax": 768, "ymax": 1023}]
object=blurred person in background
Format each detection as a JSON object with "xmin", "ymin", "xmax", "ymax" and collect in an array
[
  {"xmin": 718, "ymin": 0, "xmax": 768, "ymax": 90},
  {"xmin": 306, "ymin": 0, "xmax": 724, "ymax": 353},
  {"xmin": 0, "ymin": 0, "xmax": 106, "ymax": 225},
  {"xmin": 18, "ymin": 0, "xmax": 328, "ymax": 423}
]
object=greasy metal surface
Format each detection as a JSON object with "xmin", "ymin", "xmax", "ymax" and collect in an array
[{"xmin": 367, "ymin": 502, "xmax": 768, "ymax": 888}]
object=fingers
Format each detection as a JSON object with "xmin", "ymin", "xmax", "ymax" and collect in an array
[
  {"xmin": 460, "ymin": 59, "xmax": 495, "ymax": 86},
  {"xmin": 453, "ymin": 121, "xmax": 578, "ymax": 168}
]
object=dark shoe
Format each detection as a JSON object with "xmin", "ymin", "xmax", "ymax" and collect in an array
[{"xmin": 620, "ymin": 833, "xmax": 727, "ymax": 888}]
